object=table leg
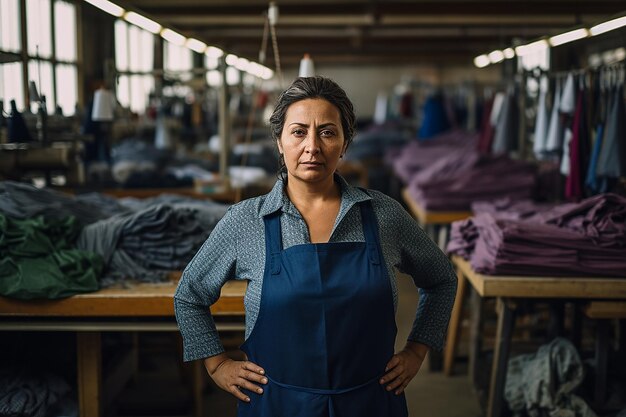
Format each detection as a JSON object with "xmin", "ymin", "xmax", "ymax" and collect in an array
[
  {"xmin": 468, "ymin": 286, "xmax": 484, "ymax": 388},
  {"xmin": 77, "ymin": 332, "xmax": 102, "ymax": 417},
  {"xmin": 487, "ymin": 298, "xmax": 516, "ymax": 417},
  {"xmin": 594, "ymin": 319, "xmax": 609, "ymax": 407},
  {"xmin": 444, "ymin": 267, "xmax": 467, "ymax": 376}
]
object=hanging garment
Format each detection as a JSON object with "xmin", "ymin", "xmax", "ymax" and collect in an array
[
  {"xmin": 238, "ymin": 202, "xmax": 408, "ymax": 417},
  {"xmin": 532, "ymin": 78, "xmax": 550, "ymax": 158},
  {"xmin": 492, "ymin": 88, "xmax": 519, "ymax": 154},
  {"xmin": 596, "ymin": 84, "xmax": 624, "ymax": 178},
  {"xmin": 418, "ymin": 93, "xmax": 450, "ymax": 140},
  {"xmin": 585, "ymin": 124, "xmax": 605, "ymax": 194},
  {"xmin": 545, "ymin": 80, "xmax": 564, "ymax": 152},
  {"xmin": 565, "ymin": 90, "xmax": 584, "ymax": 199},
  {"xmin": 560, "ymin": 73, "xmax": 577, "ymax": 115},
  {"xmin": 477, "ymin": 97, "xmax": 495, "ymax": 154}
]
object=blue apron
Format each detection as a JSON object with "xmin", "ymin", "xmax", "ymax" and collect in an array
[{"xmin": 238, "ymin": 201, "xmax": 408, "ymax": 417}]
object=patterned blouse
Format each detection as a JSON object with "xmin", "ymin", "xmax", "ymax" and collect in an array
[{"xmin": 174, "ymin": 175, "xmax": 457, "ymax": 362}]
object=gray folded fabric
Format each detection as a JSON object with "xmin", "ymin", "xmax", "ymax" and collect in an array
[
  {"xmin": 77, "ymin": 202, "xmax": 229, "ymax": 285},
  {"xmin": 505, "ymin": 338, "xmax": 597, "ymax": 417},
  {"xmin": 0, "ymin": 181, "xmax": 115, "ymax": 226}
]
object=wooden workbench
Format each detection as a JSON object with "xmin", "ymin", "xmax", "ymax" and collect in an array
[
  {"xmin": 444, "ymin": 256, "xmax": 626, "ymax": 417},
  {"xmin": 401, "ymin": 188, "xmax": 471, "ymax": 249},
  {"xmin": 0, "ymin": 274, "xmax": 247, "ymax": 417}
]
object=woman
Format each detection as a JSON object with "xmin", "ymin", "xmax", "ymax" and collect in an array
[{"xmin": 174, "ymin": 76, "xmax": 457, "ymax": 416}]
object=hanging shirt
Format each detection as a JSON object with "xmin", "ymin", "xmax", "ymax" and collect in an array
[
  {"xmin": 533, "ymin": 77, "xmax": 550, "ymax": 158},
  {"xmin": 546, "ymin": 80, "xmax": 564, "ymax": 152}
]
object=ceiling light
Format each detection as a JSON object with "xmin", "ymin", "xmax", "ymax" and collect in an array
[
  {"xmin": 590, "ymin": 16, "xmax": 626, "ymax": 36},
  {"xmin": 488, "ymin": 50, "xmax": 504, "ymax": 64},
  {"xmin": 124, "ymin": 11, "xmax": 161, "ymax": 34},
  {"xmin": 261, "ymin": 67, "xmax": 274, "ymax": 80},
  {"xmin": 473, "ymin": 54, "xmax": 490, "ymax": 68},
  {"xmin": 84, "ymin": 0, "xmax": 124, "ymax": 17},
  {"xmin": 503, "ymin": 48, "xmax": 515, "ymax": 59},
  {"xmin": 186, "ymin": 38, "xmax": 207, "ymax": 53},
  {"xmin": 161, "ymin": 28, "xmax": 186, "ymax": 46},
  {"xmin": 549, "ymin": 28, "xmax": 589, "ymax": 46},
  {"xmin": 515, "ymin": 39, "xmax": 548, "ymax": 57},
  {"xmin": 225, "ymin": 54, "xmax": 239, "ymax": 66},
  {"xmin": 206, "ymin": 46, "xmax": 224, "ymax": 58},
  {"xmin": 235, "ymin": 57, "xmax": 250, "ymax": 71}
]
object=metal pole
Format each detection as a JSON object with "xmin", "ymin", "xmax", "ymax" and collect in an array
[{"xmin": 218, "ymin": 56, "xmax": 231, "ymax": 184}]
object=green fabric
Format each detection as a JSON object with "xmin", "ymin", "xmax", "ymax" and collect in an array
[{"xmin": 0, "ymin": 214, "xmax": 102, "ymax": 299}]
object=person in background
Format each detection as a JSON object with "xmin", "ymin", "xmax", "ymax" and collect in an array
[{"xmin": 174, "ymin": 76, "xmax": 457, "ymax": 417}]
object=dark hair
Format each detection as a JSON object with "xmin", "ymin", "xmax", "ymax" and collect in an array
[{"xmin": 269, "ymin": 76, "xmax": 356, "ymax": 179}]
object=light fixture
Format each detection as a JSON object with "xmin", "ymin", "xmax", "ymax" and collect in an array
[
  {"xmin": 514, "ymin": 39, "xmax": 548, "ymax": 57},
  {"xmin": 503, "ymin": 48, "xmax": 515, "ymax": 59},
  {"xmin": 206, "ymin": 46, "xmax": 224, "ymax": 58},
  {"xmin": 83, "ymin": 0, "xmax": 124, "ymax": 17},
  {"xmin": 186, "ymin": 38, "xmax": 207, "ymax": 53},
  {"xmin": 488, "ymin": 50, "xmax": 504, "ymax": 64},
  {"xmin": 161, "ymin": 28, "xmax": 186, "ymax": 46},
  {"xmin": 225, "ymin": 54, "xmax": 239, "ymax": 66},
  {"xmin": 92, "ymin": 88, "xmax": 115, "ymax": 121},
  {"xmin": 124, "ymin": 11, "xmax": 161, "ymax": 34},
  {"xmin": 590, "ymin": 15, "xmax": 626, "ymax": 36},
  {"xmin": 235, "ymin": 57, "xmax": 250, "ymax": 72},
  {"xmin": 298, "ymin": 53, "xmax": 315, "ymax": 76},
  {"xmin": 549, "ymin": 28, "xmax": 589, "ymax": 47},
  {"xmin": 261, "ymin": 67, "xmax": 274, "ymax": 80},
  {"xmin": 473, "ymin": 54, "xmax": 490, "ymax": 68}
]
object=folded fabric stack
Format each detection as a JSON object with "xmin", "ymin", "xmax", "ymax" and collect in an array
[
  {"xmin": 448, "ymin": 194, "xmax": 626, "ymax": 277},
  {"xmin": 388, "ymin": 130, "xmax": 477, "ymax": 184},
  {"xmin": 77, "ymin": 202, "xmax": 229, "ymax": 284},
  {"xmin": 406, "ymin": 152, "xmax": 537, "ymax": 211}
]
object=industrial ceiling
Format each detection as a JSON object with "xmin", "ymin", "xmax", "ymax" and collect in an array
[{"xmin": 118, "ymin": 0, "xmax": 625, "ymax": 67}]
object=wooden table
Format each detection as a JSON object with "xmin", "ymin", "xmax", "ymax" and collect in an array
[
  {"xmin": 401, "ymin": 188, "xmax": 471, "ymax": 249},
  {"xmin": 444, "ymin": 256, "xmax": 626, "ymax": 417},
  {"xmin": 0, "ymin": 273, "xmax": 246, "ymax": 417}
]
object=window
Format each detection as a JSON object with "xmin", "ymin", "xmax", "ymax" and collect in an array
[
  {"xmin": 0, "ymin": 62, "xmax": 25, "ymax": 110},
  {"xmin": 0, "ymin": 0, "xmax": 21, "ymax": 53},
  {"xmin": 115, "ymin": 20, "xmax": 155, "ymax": 114},
  {"xmin": 0, "ymin": 0, "xmax": 78, "ymax": 115}
]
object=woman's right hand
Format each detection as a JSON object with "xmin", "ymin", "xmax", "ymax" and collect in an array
[{"xmin": 204, "ymin": 354, "xmax": 268, "ymax": 402}]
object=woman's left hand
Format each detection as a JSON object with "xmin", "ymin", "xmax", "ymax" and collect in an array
[{"xmin": 379, "ymin": 341, "xmax": 429, "ymax": 395}]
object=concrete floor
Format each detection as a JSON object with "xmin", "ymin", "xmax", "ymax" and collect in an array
[{"xmin": 114, "ymin": 273, "xmax": 482, "ymax": 417}]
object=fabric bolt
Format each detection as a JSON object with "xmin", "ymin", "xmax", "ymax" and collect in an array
[
  {"xmin": 0, "ymin": 368, "xmax": 72, "ymax": 417},
  {"xmin": 0, "ymin": 214, "xmax": 102, "ymax": 299},
  {"xmin": 505, "ymin": 338, "xmax": 597, "ymax": 417},
  {"xmin": 174, "ymin": 175, "xmax": 457, "ymax": 361},
  {"xmin": 237, "ymin": 202, "xmax": 407, "ymax": 417},
  {"xmin": 77, "ymin": 202, "xmax": 228, "ymax": 285},
  {"xmin": 492, "ymin": 88, "xmax": 519, "ymax": 154},
  {"xmin": 0, "ymin": 181, "xmax": 114, "ymax": 226},
  {"xmin": 596, "ymin": 85, "xmax": 624, "ymax": 178},
  {"xmin": 533, "ymin": 80, "xmax": 550, "ymax": 158},
  {"xmin": 546, "ymin": 80, "xmax": 564, "ymax": 152}
]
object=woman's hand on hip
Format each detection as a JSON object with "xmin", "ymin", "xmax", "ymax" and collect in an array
[
  {"xmin": 380, "ymin": 341, "xmax": 428, "ymax": 395},
  {"xmin": 204, "ymin": 353, "xmax": 267, "ymax": 402}
]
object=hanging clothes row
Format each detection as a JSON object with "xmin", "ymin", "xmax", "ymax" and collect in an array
[{"xmin": 530, "ymin": 63, "xmax": 626, "ymax": 199}]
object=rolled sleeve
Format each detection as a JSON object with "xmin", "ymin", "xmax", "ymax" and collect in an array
[{"xmin": 174, "ymin": 207, "xmax": 238, "ymax": 361}]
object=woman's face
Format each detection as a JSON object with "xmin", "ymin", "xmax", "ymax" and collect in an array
[{"xmin": 278, "ymin": 98, "xmax": 347, "ymax": 185}]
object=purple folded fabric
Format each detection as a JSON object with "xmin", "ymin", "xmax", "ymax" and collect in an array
[
  {"xmin": 406, "ymin": 153, "xmax": 536, "ymax": 211},
  {"xmin": 389, "ymin": 130, "xmax": 477, "ymax": 184},
  {"xmin": 447, "ymin": 193, "xmax": 626, "ymax": 277}
]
